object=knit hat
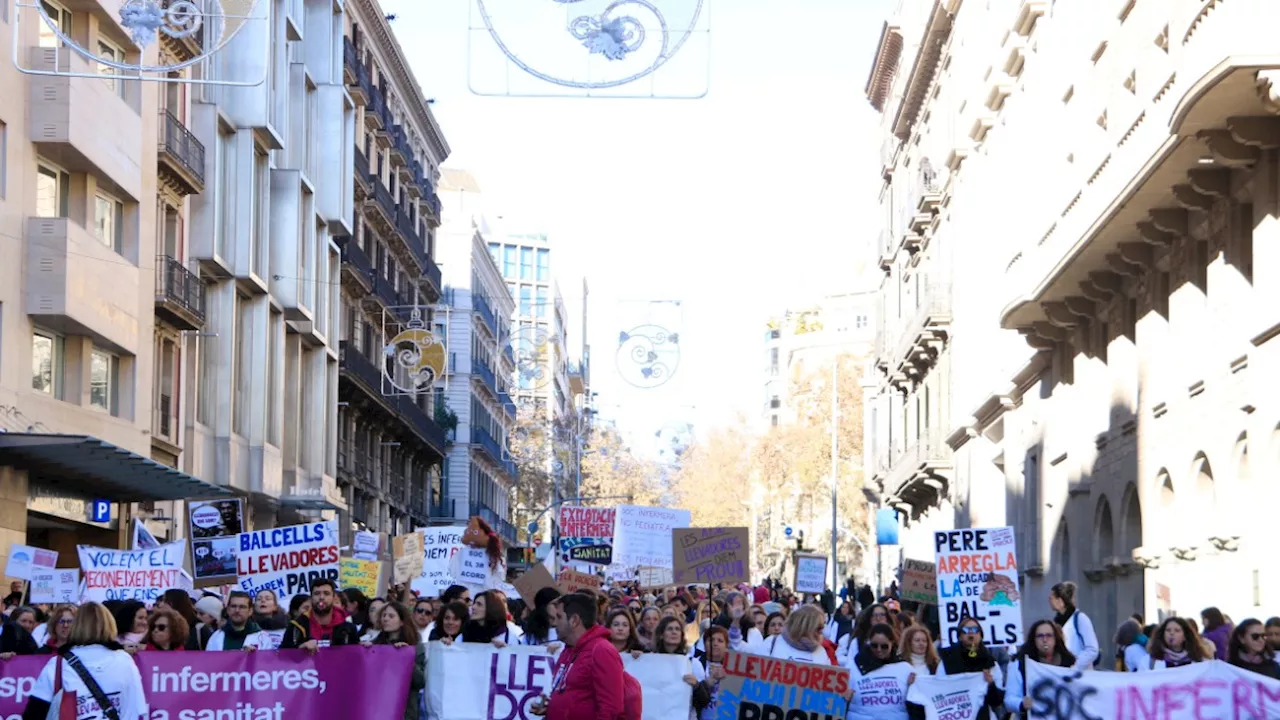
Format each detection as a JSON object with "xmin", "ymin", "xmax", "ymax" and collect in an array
[
  {"xmin": 752, "ymin": 586, "xmax": 771, "ymax": 605},
  {"xmin": 194, "ymin": 596, "xmax": 224, "ymax": 619}
]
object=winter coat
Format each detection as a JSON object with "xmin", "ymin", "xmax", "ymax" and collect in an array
[{"xmin": 546, "ymin": 624, "xmax": 626, "ymax": 720}]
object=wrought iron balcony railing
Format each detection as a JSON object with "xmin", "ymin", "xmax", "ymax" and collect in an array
[
  {"xmin": 154, "ymin": 254, "xmax": 206, "ymax": 328},
  {"xmin": 157, "ymin": 109, "xmax": 205, "ymax": 192}
]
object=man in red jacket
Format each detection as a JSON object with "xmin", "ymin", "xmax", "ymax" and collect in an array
[{"xmin": 532, "ymin": 592, "xmax": 625, "ymax": 719}]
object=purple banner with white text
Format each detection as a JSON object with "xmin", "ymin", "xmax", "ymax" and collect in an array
[{"xmin": 0, "ymin": 646, "xmax": 412, "ymax": 718}]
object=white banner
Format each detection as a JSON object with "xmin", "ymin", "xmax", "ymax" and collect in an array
[
  {"xmin": 611, "ymin": 505, "xmax": 691, "ymax": 570},
  {"xmin": 412, "ymin": 526, "xmax": 464, "ymax": 598},
  {"xmin": 1025, "ymin": 659, "xmax": 1280, "ymax": 718},
  {"xmin": 934, "ymin": 526, "xmax": 1022, "ymax": 648},
  {"xmin": 235, "ymin": 521, "xmax": 339, "ymax": 602},
  {"xmin": 905, "ymin": 672, "xmax": 992, "ymax": 720},
  {"xmin": 847, "ymin": 664, "xmax": 912, "ymax": 719},
  {"xmin": 78, "ymin": 541, "xmax": 186, "ymax": 603},
  {"xmin": 426, "ymin": 641, "xmax": 690, "ymax": 720},
  {"xmin": 29, "ymin": 568, "xmax": 79, "ymax": 604}
]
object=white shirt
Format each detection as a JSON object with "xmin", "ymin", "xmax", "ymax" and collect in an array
[
  {"xmin": 32, "ymin": 623, "xmax": 48, "ymax": 647},
  {"xmin": 521, "ymin": 626, "xmax": 558, "ymax": 646},
  {"xmin": 1061, "ymin": 610, "xmax": 1100, "ymax": 669},
  {"xmin": 31, "ymin": 645, "xmax": 148, "ymax": 720},
  {"xmin": 1122, "ymin": 643, "xmax": 1149, "ymax": 672},
  {"xmin": 845, "ymin": 661, "xmax": 913, "ymax": 720},
  {"xmin": 756, "ymin": 634, "xmax": 830, "ymax": 664}
]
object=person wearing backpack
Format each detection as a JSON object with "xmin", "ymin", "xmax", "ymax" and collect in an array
[
  {"xmin": 1003, "ymin": 620, "xmax": 1077, "ymax": 718},
  {"xmin": 1049, "ymin": 582, "xmax": 1099, "ymax": 670},
  {"xmin": 22, "ymin": 601, "xmax": 148, "ymax": 720}
]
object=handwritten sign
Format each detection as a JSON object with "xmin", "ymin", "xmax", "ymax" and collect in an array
[
  {"xmin": 454, "ymin": 546, "xmax": 491, "ymax": 589},
  {"xmin": 412, "ymin": 526, "xmax": 464, "ymax": 597},
  {"xmin": 340, "ymin": 557, "xmax": 381, "ymax": 598},
  {"xmin": 557, "ymin": 569, "xmax": 602, "ymax": 594},
  {"xmin": 612, "ymin": 505, "xmax": 691, "ymax": 569},
  {"xmin": 793, "ymin": 554, "xmax": 827, "ymax": 595},
  {"xmin": 4, "ymin": 544, "xmax": 56, "ymax": 581},
  {"xmin": 900, "ymin": 558, "xmax": 938, "ymax": 604},
  {"xmin": 352, "ymin": 531, "xmax": 381, "ymax": 561},
  {"xmin": 30, "ymin": 569, "xmax": 79, "ymax": 604},
  {"xmin": 236, "ymin": 521, "xmax": 339, "ymax": 602},
  {"xmin": 392, "ymin": 530, "xmax": 424, "ymax": 584},
  {"xmin": 511, "ymin": 564, "xmax": 557, "ymax": 606},
  {"xmin": 557, "ymin": 506, "xmax": 616, "ymax": 566},
  {"xmin": 671, "ymin": 527, "xmax": 749, "ymax": 586},
  {"xmin": 636, "ymin": 566, "xmax": 673, "ymax": 589},
  {"xmin": 78, "ymin": 541, "xmax": 186, "ymax": 602},
  {"xmin": 934, "ymin": 526, "xmax": 1022, "ymax": 648},
  {"xmin": 717, "ymin": 651, "xmax": 849, "ymax": 719}
]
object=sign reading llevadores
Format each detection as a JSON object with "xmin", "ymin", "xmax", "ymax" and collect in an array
[
  {"xmin": 236, "ymin": 521, "xmax": 339, "ymax": 602},
  {"xmin": 934, "ymin": 526, "xmax": 1022, "ymax": 648},
  {"xmin": 78, "ymin": 541, "xmax": 185, "ymax": 602}
]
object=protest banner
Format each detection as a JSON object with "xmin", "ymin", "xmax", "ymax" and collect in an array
[
  {"xmin": 1024, "ymin": 658, "xmax": 1280, "ymax": 719},
  {"xmin": 236, "ymin": 520, "xmax": 339, "ymax": 602},
  {"xmin": 933, "ymin": 526, "xmax": 1022, "ymax": 648},
  {"xmin": 636, "ymin": 565, "xmax": 673, "ymax": 588},
  {"xmin": 29, "ymin": 568, "xmax": 78, "ymax": 604},
  {"xmin": 352, "ymin": 530, "xmax": 382, "ymax": 561},
  {"xmin": 671, "ymin": 527, "xmax": 749, "ymax": 586},
  {"xmin": 511, "ymin": 563, "xmax": 557, "ymax": 605},
  {"xmin": 612, "ymin": 505, "xmax": 691, "ymax": 569},
  {"xmin": 425, "ymin": 641, "xmax": 690, "ymax": 720},
  {"xmin": 339, "ymin": 557, "xmax": 381, "ymax": 597},
  {"xmin": 847, "ymin": 664, "xmax": 913, "ymax": 718},
  {"xmin": 393, "ymin": 529, "xmax": 425, "ymax": 584},
  {"xmin": 0, "ymin": 646, "xmax": 412, "ymax": 718},
  {"xmin": 793, "ymin": 553, "xmax": 828, "ymax": 594},
  {"xmin": 78, "ymin": 541, "xmax": 185, "ymax": 602},
  {"xmin": 188, "ymin": 497, "xmax": 244, "ymax": 584},
  {"xmin": 3, "ymin": 544, "xmax": 56, "ymax": 581},
  {"xmin": 900, "ymin": 558, "xmax": 938, "ymax": 604},
  {"xmin": 717, "ymin": 650, "xmax": 849, "ymax": 719},
  {"xmin": 452, "ymin": 545, "xmax": 493, "ymax": 589},
  {"xmin": 557, "ymin": 568, "xmax": 602, "ymax": 594},
  {"xmin": 905, "ymin": 672, "xmax": 993, "ymax": 720},
  {"xmin": 413, "ymin": 525, "xmax": 465, "ymax": 597},
  {"xmin": 557, "ymin": 505, "xmax": 616, "ymax": 565}
]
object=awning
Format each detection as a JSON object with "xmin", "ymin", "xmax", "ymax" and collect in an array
[
  {"xmin": 278, "ymin": 496, "xmax": 341, "ymax": 512},
  {"xmin": 0, "ymin": 433, "xmax": 233, "ymax": 501}
]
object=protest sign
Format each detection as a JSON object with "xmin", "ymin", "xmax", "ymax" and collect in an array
[
  {"xmin": 188, "ymin": 497, "xmax": 244, "ymax": 584},
  {"xmin": 78, "ymin": 541, "xmax": 185, "ymax": 602},
  {"xmin": 905, "ymin": 672, "xmax": 993, "ymax": 720},
  {"xmin": 511, "ymin": 563, "xmax": 557, "ymax": 605},
  {"xmin": 636, "ymin": 565, "xmax": 673, "ymax": 588},
  {"xmin": 557, "ymin": 568, "xmax": 602, "ymax": 594},
  {"xmin": 793, "ymin": 553, "xmax": 827, "ymax": 594},
  {"xmin": 1024, "ymin": 658, "xmax": 1280, "ymax": 718},
  {"xmin": 132, "ymin": 518, "xmax": 160, "ymax": 550},
  {"xmin": 425, "ymin": 641, "xmax": 689, "ymax": 720},
  {"xmin": 352, "ymin": 530, "xmax": 381, "ymax": 561},
  {"xmin": 848, "ymin": 664, "xmax": 913, "ymax": 718},
  {"xmin": 934, "ymin": 526, "xmax": 1022, "ymax": 648},
  {"xmin": 453, "ymin": 545, "xmax": 492, "ymax": 589},
  {"xmin": 29, "ymin": 568, "xmax": 78, "ymax": 604},
  {"xmin": 899, "ymin": 558, "xmax": 938, "ymax": 604},
  {"xmin": 339, "ymin": 557, "xmax": 381, "ymax": 597},
  {"xmin": 612, "ymin": 505, "xmax": 691, "ymax": 569},
  {"xmin": 393, "ymin": 530, "xmax": 425, "ymax": 584},
  {"xmin": 413, "ymin": 525, "xmax": 465, "ymax": 597},
  {"xmin": 671, "ymin": 527, "xmax": 749, "ymax": 586},
  {"xmin": 236, "ymin": 520, "xmax": 339, "ymax": 602},
  {"xmin": 3, "ymin": 544, "xmax": 56, "ymax": 581},
  {"xmin": 0, "ymin": 646, "xmax": 412, "ymax": 718},
  {"xmin": 717, "ymin": 650, "xmax": 849, "ymax": 719},
  {"xmin": 557, "ymin": 506, "xmax": 616, "ymax": 565}
]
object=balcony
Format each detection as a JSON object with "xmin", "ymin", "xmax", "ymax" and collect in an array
[
  {"xmin": 154, "ymin": 255, "xmax": 206, "ymax": 330},
  {"xmin": 878, "ymin": 427, "xmax": 953, "ymax": 513},
  {"xmin": 157, "ymin": 109, "xmax": 205, "ymax": 196},
  {"xmin": 389, "ymin": 126, "xmax": 409, "ymax": 168},
  {"xmin": 336, "ymin": 235, "xmax": 374, "ymax": 294},
  {"xmin": 366, "ymin": 177, "xmax": 397, "ymax": 231},
  {"xmin": 473, "ymin": 293, "xmax": 498, "ymax": 336},
  {"xmin": 371, "ymin": 272, "xmax": 405, "ymax": 309},
  {"xmin": 343, "ymin": 36, "xmax": 371, "ymax": 105},
  {"xmin": 387, "ymin": 468, "xmax": 406, "ymax": 504},
  {"xmin": 159, "ymin": 0, "xmax": 203, "ymax": 60},
  {"xmin": 423, "ymin": 255, "xmax": 442, "ymax": 300},
  {"xmin": 27, "ymin": 218, "xmax": 140, "ymax": 354},
  {"xmin": 353, "ymin": 145, "xmax": 372, "ymax": 192},
  {"xmin": 473, "ymin": 360, "xmax": 499, "ymax": 397},
  {"xmin": 395, "ymin": 394, "xmax": 448, "ymax": 456},
  {"xmin": 394, "ymin": 205, "xmax": 428, "ymax": 271},
  {"xmin": 470, "ymin": 501, "xmax": 518, "ymax": 545},
  {"xmin": 364, "ymin": 84, "xmax": 386, "ymax": 133},
  {"xmin": 473, "ymin": 427, "xmax": 518, "ymax": 479},
  {"xmin": 338, "ymin": 342, "xmax": 449, "ymax": 457},
  {"xmin": 423, "ymin": 189, "xmax": 442, "ymax": 219},
  {"xmin": 27, "ymin": 48, "xmax": 141, "ymax": 201},
  {"xmin": 406, "ymin": 160, "xmax": 424, "ymax": 198},
  {"xmin": 885, "ymin": 277, "xmax": 952, "ymax": 388}
]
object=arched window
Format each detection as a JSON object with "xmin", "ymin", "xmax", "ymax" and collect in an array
[
  {"xmin": 1120, "ymin": 483, "xmax": 1143, "ymax": 555},
  {"xmin": 1094, "ymin": 497, "xmax": 1114, "ymax": 566},
  {"xmin": 1192, "ymin": 453, "xmax": 1216, "ymax": 525}
]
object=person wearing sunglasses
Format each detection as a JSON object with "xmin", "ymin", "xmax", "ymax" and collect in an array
[
  {"xmin": 931, "ymin": 617, "xmax": 1002, "ymax": 719},
  {"xmin": 144, "ymin": 608, "xmax": 190, "ymax": 652},
  {"xmin": 1227, "ymin": 618, "xmax": 1280, "ymax": 679},
  {"xmin": 1003, "ymin": 620, "xmax": 1075, "ymax": 718},
  {"xmin": 411, "ymin": 598, "xmax": 433, "ymax": 645},
  {"xmin": 844, "ymin": 623, "xmax": 911, "ymax": 719}
]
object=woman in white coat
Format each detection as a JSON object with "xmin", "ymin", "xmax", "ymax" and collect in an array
[{"xmin": 1050, "ymin": 581, "xmax": 1099, "ymax": 670}]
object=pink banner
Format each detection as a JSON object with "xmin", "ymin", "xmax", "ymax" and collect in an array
[{"xmin": 0, "ymin": 645, "xmax": 412, "ymax": 716}]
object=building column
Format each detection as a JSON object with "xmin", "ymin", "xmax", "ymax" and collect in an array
[{"xmin": 0, "ymin": 467, "xmax": 28, "ymax": 583}]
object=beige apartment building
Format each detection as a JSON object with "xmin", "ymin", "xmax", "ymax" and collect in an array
[{"xmin": 867, "ymin": 0, "xmax": 1280, "ymax": 649}]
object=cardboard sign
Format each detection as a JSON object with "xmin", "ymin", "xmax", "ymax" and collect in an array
[
  {"xmin": 511, "ymin": 564, "xmax": 557, "ymax": 606},
  {"xmin": 412, "ymin": 526, "xmax": 465, "ymax": 597},
  {"xmin": 899, "ymin": 558, "xmax": 938, "ymax": 604},
  {"xmin": 4, "ymin": 544, "xmax": 56, "ymax": 581},
  {"xmin": 670, "ymin": 527, "xmax": 749, "ymax": 586},
  {"xmin": 718, "ymin": 651, "xmax": 849, "ymax": 719},
  {"xmin": 636, "ymin": 566, "xmax": 673, "ymax": 589},
  {"xmin": 934, "ymin": 526, "xmax": 1022, "ymax": 648},
  {"xmin": 557, "ymin": 569, "xmax": 602, "ymax": 594},
  {"xmin": 29, "ymin": 568, "xmax": 79, "ymax": 604},
  {"xmin": 236, "ymin": 521, "xmax": 340, "ymax": 602},
  {"xmin": 392, "ymin": 530, "xmax": 424, "ymax": 584},
  {"xmin": 793, "ymin": 553, "xmax": 827, "ymax": 595},
  {"xmin": 340, "ymin": 557, "xmax": 382, "ymax": 598}
]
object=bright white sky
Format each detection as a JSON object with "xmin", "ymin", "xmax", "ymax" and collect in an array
[{"xmin": 383, "ymin": 0, "xmax": 892, "ymax": 450}]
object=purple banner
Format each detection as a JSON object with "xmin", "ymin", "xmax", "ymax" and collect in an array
[{"xmin": 0, "ymin": 646, "xmax": 412, "ymax": 716}]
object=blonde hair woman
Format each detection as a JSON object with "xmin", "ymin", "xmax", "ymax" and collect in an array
[
  {"xmin": 23, "ymin": 602, "xmax": 148, "ymax": 719},
  {"xmin": 899, "ymin": 624, "xmax": 939, "ymax": 675},
  {"xmin": 757, "ymin": 605, "xmax": 831, "ymax": 664}
]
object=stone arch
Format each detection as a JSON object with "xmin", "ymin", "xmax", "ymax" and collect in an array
[
  {"xmin": 1231, "ymin": 432, "xmax": 1250, "ymax": 504},
  {"xmin": 1190, "ymin": 452, "xmax": 1217, "ymax": 525},
  {"xmin": 1094, "ymin": 496, "xmax": 1115, "ymax": 566},
  {"xmin": 1052, "ymin": 519, "xmax": 1072, "ymax": 582},
  {"xmin": 1119, "ymin": 482, "xmax": 1143, "ymax": 556},
  {"xmin": 1153, "ymin": 469, "xmax": 1175, "ymax": 548}
]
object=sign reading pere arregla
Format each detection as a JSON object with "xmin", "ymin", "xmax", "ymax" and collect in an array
[
  {"xmin": 934, "ymin": 526, "xmax": 1022, "ymax": 649},
  {"xmin": 671, "ymin": 527, "xmax": 749, "ymax": 586}
]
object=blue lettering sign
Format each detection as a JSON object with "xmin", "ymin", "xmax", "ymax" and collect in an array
[{"xmin": 91, "ymin": 500, "xmax": 110, "ymax": 523}]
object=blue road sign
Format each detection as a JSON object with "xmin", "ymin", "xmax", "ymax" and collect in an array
[
  {"xmin": 90, "ymin": 500, "xmax": 111, "ymax": 524},
  {"xmin": 784, "ymin": 526, "xmax": 793, "ymax": 538}
]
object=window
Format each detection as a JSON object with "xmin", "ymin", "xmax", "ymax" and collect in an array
[
  {"xmin": 37, "ymin": 0, "xmax": 71, "ymax": 47},
  {"xmin": 535, "ymin": 287, "xmax": 547, "ymax": 318},
  {"xmin": 0, "ymin": 121, "xmax": 6, "ymax": 199},
  {"xmin": 502, "ymin": 246, "xmax": 515, "ymax": 277},
  {"xmin": 97, "ymin": 39, "xmax": 124, "ymax": 97},
  {"xmin": 216, "ymin": 129, "xmax": 234, "ymax": 259},
  {"xmin": 31, "ymin": 331, "xmax": 61, "ymax": 396},
  {"xmin": 488, "ymin": 242, "xmax": 500, "ymax": 267},
  {"xmin": 519, "ymin": 286, "xmax": 531, "ymax": 316},
  {"xmin": 856, "ymin": 314, "xmax": 868, "ymax": 329},
  {"xmin": 90, "ymin": 348, "xmax": 119, "ymax": 414},
  {"xmin": 536, "ymin": 249, "xmax": 549, "ymax": 281},
  {"xmin": 506, "ymin": 282, "xmax": 515, "ymax": 300},
  {"xmin": 233, "ymin": 293, "xmax": 250, "ymax": 434},
  {"xmin": 520, "ymin": 248, "xmax": 532, "ymax": 280},
  {"xmin": 267, "ymin": 310, "xmax": 281, "ymax": 445},
  {"xmin": 197, "ymin": 283, "xmax": 217, "ymax": 425},
  {"xmin": 93, "ymin": 192, "xmax": 123, "ymax": 253},
  {"xmin": 35, "ymin": 164, "xmax": 68, "ymax": 218},
  {"xmin": 251, "ymin": 146, "xmax": 269, "ymax": 277}
]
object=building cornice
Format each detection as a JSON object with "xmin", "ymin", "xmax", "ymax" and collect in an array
[
  {"xmin": 891, "ymin": 0, "xmax": 957, "ymax": 140},
  {"xmin": 945, "ymin": 351, "xmax": 1048, "ymax": 451},
  {"xmin": 353, "ymin": 0, "xmax": 452, "ymax": 167},
  {"xmin": 865, "ymin": 22, "xmax": 903, "ymax": 112}
]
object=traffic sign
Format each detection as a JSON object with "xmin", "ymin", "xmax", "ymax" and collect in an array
[
  {"xmin": 90, "ymin": 500, "xmax": 110, "ymax": 524},
  {"xmin": 784, "ymin": 526, "xmax": 793, "ymax": 538}
]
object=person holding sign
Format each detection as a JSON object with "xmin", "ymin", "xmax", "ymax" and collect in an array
[
  {"xmin": 755, "ymin": 605, "xmax": 834, "ymax": 664},
  {"xmin": 927, "ymin": 616, "xmax": 1003, "ymax": 720},
  {"xmin": 845, "ymin": 623, "xmax": 912, "ymax": 720},
  {"xmin": 360, "ymin": 602, "xmax": 426, "ymax": 720},
  {"xmin": 1003, "ymin": 620, "xmax": 1076, "ymax": 718},
  {"xmin": 280, "ymin": 578, "xmax": 360, "ymax": 650}
]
